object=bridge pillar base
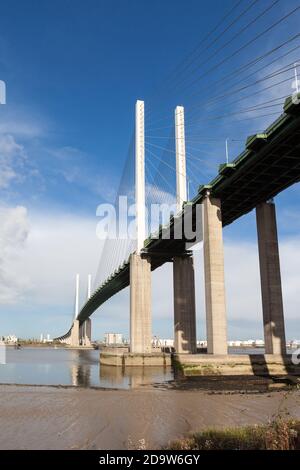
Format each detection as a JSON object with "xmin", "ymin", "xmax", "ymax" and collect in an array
[
  {"xmin": 256, "ymin": 201, "xmax": 286, "ymax": 355},
  {"xmin": 70, "ymin": 320, "xmax": 80, "ymax": 347},
  {"xmin": 203, "ymin": 195, "xmax": 228, "ymax": 355},
  {"xmin": 173, "ymin": 256, "xmax": 197, "ymax": 354},
  {"xmin": 100, "ymin": 348, "xmax": 171, "ymax": 368},
  {"xmin": 130, "ymin": 253, "xmax": 152, "ymax": 354}
]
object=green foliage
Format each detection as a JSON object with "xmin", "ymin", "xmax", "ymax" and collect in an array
[{"xmin": 169, "ymin": 419, "xmax": 300, "ymax": 450}]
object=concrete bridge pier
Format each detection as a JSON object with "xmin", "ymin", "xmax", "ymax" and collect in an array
[
  {"xmin": 79, "ymin": 321, "xmax": 91, "ymax": 346},
  {"xmin": 256, "ymin": 201, "xmax": 286, "ymax": 355},
  {"xmin": 203, "ymin": 193, "xmax": 228, "ymax": 355},
  {"xmin": 173, "ymin": 255, "xmax": 197, "ymax": 353},
  {"xmin": 130, "ymin": 253, "xmax": 152, "ymax": 354},
  {"xmin": 82, "ymin": 319, "xmax": 92, "ymax": 346},
  {"xmin": 100, "ymin": 252, "xmax": 170, "ymax": 366},
  {"xmin": 69, "ymin": 319, "xmax": 80, "ymax": 347}
]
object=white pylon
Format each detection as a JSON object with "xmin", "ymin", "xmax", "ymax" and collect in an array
[
  {"xmin": 175, "ymin": 106, "xmax": 187, "ymax": 213},
  {"xmin": 135, "ymin": 100, "xmax": 145, "ymax": 253},
  {"xmin": 74, "ymin": 274, "xmax": 80, "ymax": 320},
  {"xmin": 87, "ymin": 274, "xmax": 92, "ymax": 300},
  {"xmin": 225, "ymin": 138, "xmax": 229, "ymax": 164}
]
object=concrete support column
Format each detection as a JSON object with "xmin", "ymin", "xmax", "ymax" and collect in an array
[
  {"xmin": 203, "ymin": 194, "xmax": 228, "ymax": 354},
  {"xmin": 130, "ymin": 253, "xmax": 152, "ymax": 353},
  {"xmin": 79, "ymin": 320, "xmax": 91, "ymax": 346},
  {"xmin": 70, "ymin": 319, "xmax": 80, "ymax": 347},
  {"xmin": 173, "ymin": 256, "xmax": 197, "ymax": 353},
  {"xmin": 79, "ymin": 323, "xmax": 84, "ymax": 345},
  {"xmin": 256, "ymin": 201, "xmax": 286, "ymax": 355},
  {"xmin": 84, "ymin": 319, "xmax": 92, "ymax": 346}
]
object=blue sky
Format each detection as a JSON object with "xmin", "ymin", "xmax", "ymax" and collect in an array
[{"xmin": 0, "ymin": 0, "xmax": 300, "ymax": 341}]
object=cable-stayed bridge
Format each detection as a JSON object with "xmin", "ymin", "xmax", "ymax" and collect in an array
[
  {"xmin": 55, "ymin": 94, "xmax": 300, "ymax": 356},
  {"xmin": 54, "ymin": 1, "xmax": 300, "ymax": 360}
]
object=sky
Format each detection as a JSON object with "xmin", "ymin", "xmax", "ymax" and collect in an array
[{"xmin": 0, "ymin": 0, "xmax": 300, "ymax": 341}]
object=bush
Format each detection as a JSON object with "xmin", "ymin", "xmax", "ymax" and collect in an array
[{"xmin": 169, "ymin": 419, "xmax": 300, "ymax": 450}]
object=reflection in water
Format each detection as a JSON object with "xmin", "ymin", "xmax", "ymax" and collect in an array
[
  {"xmin": 99, "ymin": 364, "xmax": 124, "ymax": 386},
  {"xmin": 70, "ymin": 363, "xmax": 91, "ymax": 387},
  {"xmin": 0, "ymin": 347, "xmax": 173, "ymax": 389},
  {"xmin": 99, "ymin": 365, "xmax": 172, "ymax": 389}
]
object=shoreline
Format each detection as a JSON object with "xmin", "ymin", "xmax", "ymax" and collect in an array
[{"xmin": 0, "ymin": 384, "xmax": 299, "ymax": 449}]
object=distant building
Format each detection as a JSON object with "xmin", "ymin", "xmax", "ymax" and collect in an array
[
  {"xmin": 228, "ymin": 340, "xmax": 242, "ymax": 347},
  {"xmin": 104, "ymin": 333, "xmax": 123, "ymax": 345},
  {"xmin": 2, "ymin": 335, "xmax": 18, "ymax": 344},
  {"xmin": 152, "ymin": 338, "xmax": 174, "ymax": 348},
  {"xmin": 289, "ymin": 340, "xmax": 300, "ymax": 349},
  {"xmin": 241, "ymin": 340, "xmax": 255, "ymax": 347},
  {"xmin": 39, "ymin": 333, "xmax": 52, "ymax": 343}
]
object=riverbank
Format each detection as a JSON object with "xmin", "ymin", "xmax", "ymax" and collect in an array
[
  {"xmin": 0, "ymin": 384, "xmax": 299, "ymax": 449},
  {"xmin": 169, "ymin": 419, "xmax": 300, "ymax": 450}
]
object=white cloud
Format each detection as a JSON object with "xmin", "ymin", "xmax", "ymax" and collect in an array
[
  {"xmin": 0, "ymin": 133, "xmax": 43, "ymax": 196},
  {"xmin": 16, "ymin": 211, "xmax": 103, "ymax": 309},
  {"xmin": 0, "ymin": 205, "xmax": 30, "ymax": 303},
  {"xmin": 222, "ymin": 238, "xmax": 300, "ymax": 324},
  {"xmin": 0, "ymin": 121, "xmax": 42, "ymax": 138},
  {"xmin": 0, "ymin": 134, "xmax": 26, "ymax": 189},
  {"xmin": 50, "ymin": 146, "xmax": 86, "ymax": 161},
  {"xmin": 0, "ymin": 107, "xmax": 45, "ymax": 138},
  {"xmin": 47, "ymin": 145, "xmax": 118, "ymax": 201},
  {"xmin": 0, "ymin": 206, "xmax": 103, "ymax": 307},
  {"xmin": 0, "ymin": 167, "xmax": 17, "ymax": 189}
]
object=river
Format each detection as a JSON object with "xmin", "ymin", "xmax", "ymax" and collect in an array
[{"xmin": 0, "ymin": 346, "xmax": 295, "ymax": 389}]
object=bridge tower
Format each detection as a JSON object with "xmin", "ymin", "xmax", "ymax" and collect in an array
[
  {"xmin": 175, "ymin": 106, "xmax": 187, "ymax": 213},
  {"xmin": 69, "ymin": 274, "xmax": 80, "ymax": 347},
  {"xmin": 130, "ymin": 100, "xmax": 152, "ymax": 354},
  {"xmin": 173, "ymin": 106, "xmax": 197, "ymax": 354}
]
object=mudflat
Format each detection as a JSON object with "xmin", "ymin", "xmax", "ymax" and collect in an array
[{"xmin": 0, "ymin": 383, "xmax": 299, "ymax": 449}]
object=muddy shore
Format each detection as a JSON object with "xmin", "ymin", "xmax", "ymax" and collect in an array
[{"xmin": 0, "ymin": 383, "xmax": 299, "ymax": 450}]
